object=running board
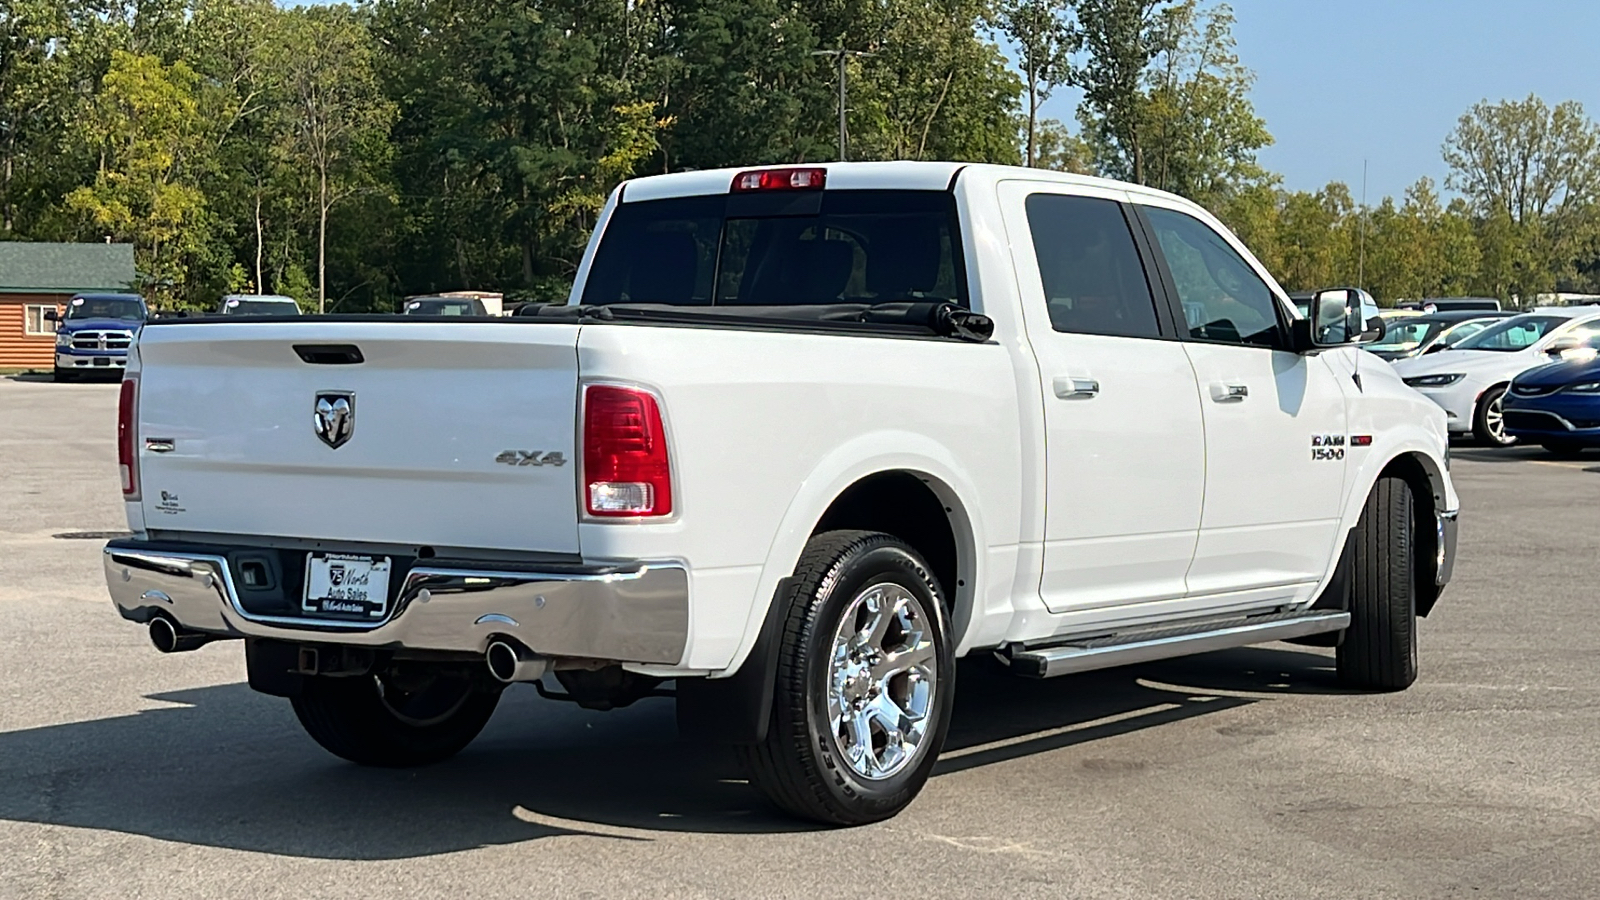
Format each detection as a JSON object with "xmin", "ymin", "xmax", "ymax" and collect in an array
[{"xmin": 1008, "ymin": 610, "xmax": 1351, "ymax": 679}]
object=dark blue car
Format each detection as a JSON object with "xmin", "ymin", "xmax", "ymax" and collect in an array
[
  {"xmin": 49, "ymin": 292, "xmax": 148, "ymax": 382},
  {"xmin": 1503, "ymin": 345, "xmax": 1600, "ymax": 456}
]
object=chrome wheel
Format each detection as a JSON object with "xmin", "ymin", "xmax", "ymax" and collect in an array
[
  {"xmin": 1485, "ymin": 393, "xmax": 1508, "ymax": 443},
  {"xmin": 826, "ymin": 582, "xmax": 938, "ymax": 780}
]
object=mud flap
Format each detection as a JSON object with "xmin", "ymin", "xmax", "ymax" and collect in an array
[
  {"xmin": 675, "ymin": 578, "xmax": 793, "ymax": 744},
  {"xmin": 245, "ymin": 639, "xmax": 305, "ymax": 697}
]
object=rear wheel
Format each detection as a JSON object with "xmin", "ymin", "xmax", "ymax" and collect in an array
[
  {"xmin": 1541, "ymin": 440, "xmax": 1587, "ymax": 459},
  {"xmin": 291, "ymin": 663, "xmax": 501, "ymax": 767},
  {"xmin": 738, "ymin": 530, "xmax": 954, "ymax": 826},
  {"xmin": 1472, "ymin": 385, "xmax": 1516, "ymax": 447},
  {"xmin": 1337, "ymin": 476, "xmax": 1419, "ymax": 691}
]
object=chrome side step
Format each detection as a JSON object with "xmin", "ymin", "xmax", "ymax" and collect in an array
[{"xmin": 1008, "ymin": 610, "xmax": 1351, "ymax": 679}]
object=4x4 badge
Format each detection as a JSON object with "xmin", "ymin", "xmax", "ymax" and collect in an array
[
  {"xmin": 314, "ymin": 392, "xmax": 355, "ymax": 449},
  {"xmin": 495, "ymin": 450, "xmax": 566, "ymax": 467}
]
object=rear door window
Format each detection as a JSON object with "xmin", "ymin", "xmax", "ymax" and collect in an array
[
  {"xmin": 581, "ymin": 191, "xmax": 965, "ymax": 308},
  {"xmin": 1024, "ymin": 194, "xmax": 1161, "ymax": 338}
]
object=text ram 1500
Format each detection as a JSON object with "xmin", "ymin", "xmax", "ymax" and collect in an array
[{"xmin": 103, "ymin": 162, "xmax": 1459, "ymax": 825}]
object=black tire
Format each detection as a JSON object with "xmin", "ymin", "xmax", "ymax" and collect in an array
[
  {"xmin": 738, "ymin": 530, "xmax": 955, "ymax": 826},
  {"xmin": 1541, "ymin": 440, "xmax": 1586, "ymax": 459},
  {"xmin": 1472, "ymin": 384, "xmax": 1516, "ymax": 447},
  {"xmin": 1337, "ymin": 476, "xmax": 1419, "ymax": 691},
  {"xmin": 53, "ymin": 367, "xmax": 73, "ymax": 383},
  {"xmin": 290, "ymin": 664, "xmax": 501, "ymax": 767}
]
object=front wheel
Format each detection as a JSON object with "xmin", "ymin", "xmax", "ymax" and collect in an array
[
  {"xmin": 1472, "ymin": 385, "xmax": 1517, "ymax": 447},
  {"xmin": 738, "ymin": 530, "xmax": 954, "ymax": 825},
  {"xmin": 52, "ymin": 367, "xmax": 73, "ymax": 383},
  {"xmin": 1337, "ymin": 476, "xmax": 1419, "ymax": 691},
  {"xmin": 290, "ymin": 663, "xmax": 501, "ymax": 767}
]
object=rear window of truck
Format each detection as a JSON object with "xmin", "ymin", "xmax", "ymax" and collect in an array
[{"xmin": 581, "ymin": 190, "xmax": 967, "ymax": 308}]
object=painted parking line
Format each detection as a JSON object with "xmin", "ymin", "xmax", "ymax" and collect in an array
[{"xmin": 1526, "ymin": 460, "xmax": 1595, "ymax": 470}]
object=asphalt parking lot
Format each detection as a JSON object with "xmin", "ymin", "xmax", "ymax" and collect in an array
[{"xmin": 0, "ymin": 375, "xmax": 1596, "ymax": 900}]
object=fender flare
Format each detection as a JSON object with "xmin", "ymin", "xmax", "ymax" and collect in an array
[
  {"xmin": 677, "ymin": 433, "xmax": 985, "ymax": 743},
  {"xmin": 1320, "ymin": 441, "xmax": 1454, "ymax": 618}
]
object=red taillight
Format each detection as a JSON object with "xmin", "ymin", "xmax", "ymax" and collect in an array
[
  {"xmin": 730, "ymin": 167, "xmax": 827, "ymax": 193},
  {"xmin": 583, "ymin": 385, "xmax": 672, "ymax": 517},
  {"xmin": 118, "ymin": 377, "xmax": 139, "ymax": 498}
]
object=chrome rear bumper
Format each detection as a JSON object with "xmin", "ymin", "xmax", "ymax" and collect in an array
[{"xmin": 103, "ymin": 540, "xmax": 689, "ymax": 665}]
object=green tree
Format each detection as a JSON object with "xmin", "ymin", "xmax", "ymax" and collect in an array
[
  {"xmin": 1071, "ymin": 0, "xmax": 1172, "ymax": 184},
  {"xmin": 277, "ymin": 4, "xmax": 396, "ymax": 311},
  {"xmin": 185, "ymin": 0, "xmax": 290, "ymax": 294},
  {"xmin": 1076, "ymin": 0, "xmax": 1269, "ymax": 204},
  {"xmin": 1138, "ymin": 1, "xmax": 1270, "ymax": 204},
  {"xmin": 373, "ymin": 0, "xmax": 661, "ymax": 294},
  {"xmin": 1444, "ymin": 95, "xmax": 1600, "ymax": 227},
  {"xmin": 1276, "ymin": 183, "xmax": 1354, "ymax": 292},
  {"xmin": 649, "ymin": 0, "xmax": 821, "ymax": 170},
  {"xmin": 855, "ymin": 0, "xmax": 1022, "ymax": 164},
  {"xmin": 1443, "ymin": 95, "xmax": 1600, "ymax": 303},
  {"xmin": 1033, "ymin": 118, "xmax": 1093, "ymax": 172},
  {"xmin": 1, "ymin": 0, "xmax": 66, "ymax": 233},
  {"xmin": 63, "ymin": 50, "xmax": 210, "ymax": 307},
  {"xmin": 996, "ymin": 0, "xmax": 1074, "ymax": 166},
  {"xmin": 1213, "ymin": 179, "xmax": 1280, "ymax": 272}
]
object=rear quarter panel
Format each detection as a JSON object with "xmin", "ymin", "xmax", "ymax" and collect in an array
[{"xmin": 575, "ymin": 323, "xmax": 1023, "ymax": 670}]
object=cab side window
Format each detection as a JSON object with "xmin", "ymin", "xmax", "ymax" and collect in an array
[
  {"xmin": 1143, "ymin": 206, "xmax": 1282, "ymax": 348},
  {"xmin": 1025, "ymin": 194, "xmax": 1162, "ymax": 339}
]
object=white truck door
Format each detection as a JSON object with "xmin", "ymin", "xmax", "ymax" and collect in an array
[
  {"xmin": 998, "ymin": 181, "xmax": 1205, "ymax": 613},
  {"xmin": 1135, "ymin": 202, "xmax": 1349, "ymax": 597}
]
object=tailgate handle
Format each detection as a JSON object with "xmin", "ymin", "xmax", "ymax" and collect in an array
[{"xmin": 294, "ymin": 344, "xmax": 365, "ymax": 365}]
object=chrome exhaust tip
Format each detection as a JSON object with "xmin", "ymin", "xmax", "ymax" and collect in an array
[
  {"xmin": 149, "ymin": 616, "xmax": 212, "ymax": 653},
  {"xmin": 486, "ymin": 639, "xmax": 547, "ymax": 684}
]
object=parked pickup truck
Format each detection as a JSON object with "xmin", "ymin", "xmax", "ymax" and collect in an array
[
  {"xmin": 103, "ymin": 162, "xmax": 1458, "ymax": 825},
  {"xmin": 49, "ymin": 292, "xmax": 147, "ymax": 381}
]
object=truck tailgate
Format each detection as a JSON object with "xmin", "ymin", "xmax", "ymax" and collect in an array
[{"xmin": 133, "ymin": 320, "xmax": 581, "ymax": 554}]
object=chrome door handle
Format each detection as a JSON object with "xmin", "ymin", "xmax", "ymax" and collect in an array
[
  {"xmin": 1210, "ymin": 382, "xmax": 1249, "ymax": 402},
  {"xmin": 1053, "ymin": 376, "xmax": 1100, "ymax": 400}
]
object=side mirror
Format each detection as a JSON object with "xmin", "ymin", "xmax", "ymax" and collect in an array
[
  {"xmin": 1545, "ymin": 337, "xmax": 1581, "ymax": 358},
  {"xmin": 43, "ymin": 310, "xmax": 58, "ymax": 322},
  {"xmin": 1298, "ymin": 288, "xmax": 1363, "ymax": 349},
  {"xmin": 1360, "ymin": 313, "xmax": 1386, "ymax": 343},
  {"xmin": 1424, "ymin": 342, "xmax": 1449, "ymax": 354}
]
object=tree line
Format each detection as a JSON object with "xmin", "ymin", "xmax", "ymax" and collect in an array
[{"xmin": 3, "ymin": 0, "xmax": 1599, "ymax": 311}]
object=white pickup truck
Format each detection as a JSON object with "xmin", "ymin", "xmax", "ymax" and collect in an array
[{"xmin": 104, "ymin": 162, "xmax": 1458, "ymax": 825}]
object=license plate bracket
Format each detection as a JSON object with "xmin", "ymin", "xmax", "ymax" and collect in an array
[{"xmin": 302, "ymin": 553, "xmax": 392, "ymax": 620}]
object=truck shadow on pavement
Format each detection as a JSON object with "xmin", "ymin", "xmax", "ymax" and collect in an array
[
  {"xmin": 0, "ymin": 645, "xmax": 1341, "ymax": 857},
  {"xmin": 1449, "ymin": 445, "xmax": 1596, "ymax": 465}
]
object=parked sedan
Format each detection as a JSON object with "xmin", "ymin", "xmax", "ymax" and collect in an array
[
  {"xmin": 1392, "ymin": 308, "xmax": 1600, "ymax": 447},
  {"xmin": 1503, "ymin": 342, "xmax": 1600, "ymax": 456},
  {"xmin": 1364, "ymin": 311, "xmax": 1512, "ymax": 361}
]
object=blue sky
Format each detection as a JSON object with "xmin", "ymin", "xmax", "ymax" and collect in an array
[
  {"xmin": 1036, "ymin": 0, "xmax": 1600, "ymax": 202},
  {"xmin": 290, "ymin": 0, "xmax": 1600, "ymax": 203}
]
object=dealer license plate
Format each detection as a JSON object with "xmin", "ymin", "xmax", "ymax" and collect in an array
[{"xmin": 302, "ymin": 553, "xmax": 392, "ymax": 619}]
